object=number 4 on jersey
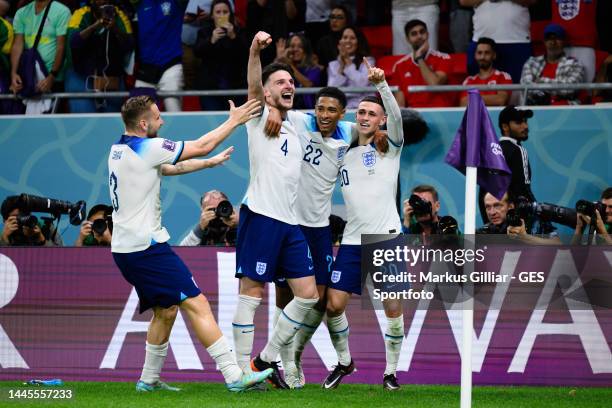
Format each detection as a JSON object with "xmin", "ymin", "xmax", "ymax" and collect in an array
[{"xmin": 281, "ymin": 139, "xmax": 288, "ymax": 156}]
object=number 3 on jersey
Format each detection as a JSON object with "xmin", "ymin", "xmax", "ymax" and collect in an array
[
  {"xmin": 110, "ymin": 172, "xmax": 119, "ymax": 211},
  {"xmin": 281, "ymin": 139, "xmax": 288, "ymax": 156}
]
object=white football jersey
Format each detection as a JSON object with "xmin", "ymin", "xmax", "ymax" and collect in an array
[
  {"xmin": 292, "ymin": 111, "xmax": 353, "ymax": 227},
  {"xmin": 108, "ymin": 136, "xmax": 184, "ymax": 253},
  {"xmin": 340, "ymin": 81, "xmax": 404, "ymax": 245},
  {"xmin": 242, "ymin": 106, "xmax": 304, "ymax": 225}
]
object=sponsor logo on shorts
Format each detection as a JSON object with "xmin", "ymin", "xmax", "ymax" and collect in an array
[
  {"xmin": 256, "ymin": 262, "xmax": 267, "ymax": 275},
  {"xmin": 162, "ymin": 139, "xmax": 176, "ymax": 151},
  {"xmin": 331, "ymin": 270, "xmax": 342, "ymax": 283}
]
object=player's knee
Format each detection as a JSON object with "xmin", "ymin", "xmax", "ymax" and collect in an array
[
  {"xmin": 326, "ymin": 297, "xmax": 344, "ymax": 317},
  {"xmin": 155, "ymin": 305, "xmax": 178, "ymax": 324},
  {"xmin": 383, "ymin": 300, "xmax": 402, "ymax": 318}
]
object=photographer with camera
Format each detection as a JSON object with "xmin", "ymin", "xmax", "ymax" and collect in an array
[
  {"xmin": 75, "ymin": 204, "xmax": 113, "ymax": 246},
  {"xmin": 477, "ymin": 192, "xmax": 514, "ymax": 234},
  {"xmin": 180, "ymin": 190, "xmax": 238, "ymax": 246},
  {"xmin": 572, "ymin": 187, "xmax": 612, "ymax": 245},
  {"xmin": 1, "ymin": 195, "xmax": 64, "ymax": 246},
  {"xmin": 402, "ymin": 184, "xmax": 459, "ymax": 239}
]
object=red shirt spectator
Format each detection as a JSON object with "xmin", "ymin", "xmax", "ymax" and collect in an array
[
  {"xmin": 460, "ymin": 70, "xmax": 512, "ymax": 102},
  {"xmin": 391, "ymin": 50, "xmax": 452, "ymax": 107},
  {"xmin": 552, "ymin": 0, "xmax": 597, "ymax": 48}
]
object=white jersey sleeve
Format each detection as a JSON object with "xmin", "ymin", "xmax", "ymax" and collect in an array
[
  {"xmin": 377, "ymin": 80, "xmax": 403, "ymax": 154},
  {"xmin": 109, "ymin": 136, "xmax": 184, "ymax": 253},
  {"xmin": 242, "ymin": 106, "xmax": 303, "ymax": 224}
]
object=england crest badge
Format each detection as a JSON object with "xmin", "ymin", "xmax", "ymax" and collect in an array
[
  {"xmin": 558, "ymin": 0, "xmax": 580, "ymax": 20},
  {"xmin": 331, "ymin": 270, "xmax": 342, "ymax": 284},
  {"xmin": 362, "ymin": 150, "xmax": 376, "ymax": 168}
]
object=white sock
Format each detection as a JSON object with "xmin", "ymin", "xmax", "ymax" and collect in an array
[
  {"xmin": 140, "ymin": 341, "xmax": 168, "ymax": 384},
  {"xmin": 272, "ymin": 306, "xmax": 282, "ymax": 327},
  {"xmin": 384, "ymin": 315, "xmax": 404, "ymax": 376},
  {"xmin": 232, "ymin": 295, "xmax": 261, "ymax": 373},
  {"xmin": 294, "ymin": 309, "xmax": 324, "ymax": 362},
  {"xmin": 207, "ymin": 336, "xmax": 243, "ymax": 384},
  {"xmin": 260, "ymin": 296, "xmax": 318, "ymax": 363},
  {"xmin": 327, "ymin": 313, "xmax": 351, "ymax": 366}
]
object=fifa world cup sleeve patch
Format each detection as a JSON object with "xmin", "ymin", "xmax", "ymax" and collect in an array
[{"xmin": 162, "ymin": 139, "xmax": 177, "ymax": 151}]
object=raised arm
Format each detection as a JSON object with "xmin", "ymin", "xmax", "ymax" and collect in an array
[
  {"xmin": 365, "ymin": 58, "xmax": 403, "ymax": 148},
  {"xmin": 162, "ymin": 147, "xmax": 234, "ymax": 175},
  {"xmin": 247, "ymin": 31, "xmax": 272, "ymax": 103},
  {"xmin": 179, "ymin": 99, "xmax": 260, "ymax": 161}
]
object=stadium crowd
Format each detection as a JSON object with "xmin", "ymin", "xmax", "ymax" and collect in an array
[{"xmin": 0, "ymin": 0, "xmax": 611, "ymax": 114}]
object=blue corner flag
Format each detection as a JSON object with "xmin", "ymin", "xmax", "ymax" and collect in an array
[{"xmin": 444, "ymin": 90, "xmax": 511, "ymax": 200}]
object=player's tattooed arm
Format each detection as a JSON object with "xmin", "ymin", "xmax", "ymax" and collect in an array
[
  {"xmin": 162, "ymin": 147, "xmax": 234, "ymax": 176},
  {"xmin": 248, "ymin": 31, "xmax": 273, "ymax": 105}
]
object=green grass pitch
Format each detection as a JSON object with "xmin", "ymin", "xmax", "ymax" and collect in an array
[{"xmin": 2, "ymin": 381, "xmax": 612, "ymax": 407}]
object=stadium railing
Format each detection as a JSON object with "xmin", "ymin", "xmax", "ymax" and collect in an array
[{"xmin": 1, "ymin": 83, "xmax": 611, "ymax": 107}]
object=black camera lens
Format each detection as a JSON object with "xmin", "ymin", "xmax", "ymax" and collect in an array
[
  {"xmin": 215, "ymin": 200, "xmax": 233, "ymax": 219},
  {"xmin": 576, "ymin": 199, "xmax": 594, "ymax": 216},
  {"xmin": 17, "ymin": 214, "xmax": 38, "ymax": 229},
  {"xmin": 92, "ymin": 219, "xmax": 108, "ymax": 235},
  {"xmin": 438, "ymin": 215, "xmax": 459, "ymax": 235},
  {"xmin": 408, "ymin": 194, "xmax": 432, "ymax": 217}
]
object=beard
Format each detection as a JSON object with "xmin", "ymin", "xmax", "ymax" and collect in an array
[
  {"xmin": 146, "ymin": 124, "xmax": 159, "ymax": 138},
  {"xmin": 477, "ymin": 60, "xmax": 492, "ymax": 70}
]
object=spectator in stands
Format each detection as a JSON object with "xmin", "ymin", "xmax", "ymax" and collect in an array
[
  {"xmin": 551, "ymin": 0, "xmax": 597, "ymax": 82},
  {"xmin": 1, "ymin": 195, "xmax": 63, "ymax": 246},
  {"xmin": 194, "ymin": 0, "xmax": 247, "ymax": 110},
  {"xmin": 520, "ymin": 23, "xmax": 584, "ymax": 105},
  {"xmin": 275, "ymin": 33, "xmax": 323, "ymax": 108},
  {"xmin": 315, "ymin": 4, "xmax": 350, "ymax": 68},
  {"xmin": 459, "ymin": 37, "xmax": 512, "ymax": 106},
  {"xmin": 65, "ymin": 0, "xmax": 133, "ymax": 113},
  {"xmin": 460, "ymin": 0, "xmax": 536, "ymax": 84},
  {"xmin": 594, "ymin": 54, "xmax": 612, "ymax": 103},
  {"xmin": 246, "ymin": 0, "xmax": 306, "ymax": 66},
  {"xmin": 327, "ymin": 25, "xmax": 374, "ymax": 109},
  {"xmin": 390, "ymin": 19, "xmax": 451, "ymax": 108},
  {"xmin": 392, "ymin": 0, "xmax": 439, "ymax": 56},
  {"xmin": 133, "ymin": 0, "xmax": 183, "ymax": 112},
  {"xmin": 182, "ymin": 1, "xmax": 234, "ymax": 90},
  {"xmin": 10, "ymin": 0, "xmax": 71, "ymax": 114},
  {"xmin": 0, "ymin": 1, "xmax": 14, "ymax": 114},
  {"xmin": 179, "ymin": 190, "xmax": 238, "ymax": 246},
  {"xmin": 74, "ymin": 204, "xmax": 112, "ymax": 246}
]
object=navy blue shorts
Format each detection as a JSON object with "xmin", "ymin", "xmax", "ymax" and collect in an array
[
  {"xmin": 113, "ymin": 242, "xmax": 201, "ymax": 313},
  {"xmin": 328, "ymin": 244, "xmax": 362, "ymax": 295},
  {"xmin": 276, "ymin": 225, "xmax": 333, "ymax": 288},
  {"xmin": 235, "ymin": 205, "xmax": 314, "ymax": 283}
]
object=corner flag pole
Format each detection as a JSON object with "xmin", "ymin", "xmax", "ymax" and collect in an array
[{"xmin": 461, "ymin": 166, "xmax": 477, "ymax": 408}]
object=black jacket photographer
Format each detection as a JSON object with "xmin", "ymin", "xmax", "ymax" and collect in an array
[
  {"xmin": 1, "ymin": 196, "xmax": 63, "ymax": 246},
  {"xmin": 402, "ymin": 185, "xmax": 459, "ymax": 239},
  {"xmin": 179, "ymin": 190, "xmax": 238, "ymax": 246},
  {"xmin": 571, "ymin": 187, "xmax": 612, "ymax": 245},
  {"xmin": 477, "ymin": 192, "xmax": 561, "ymax": 245},
  {"xmin": 74, "ymin": 204, "xmax": 113, "ymax": 246}
]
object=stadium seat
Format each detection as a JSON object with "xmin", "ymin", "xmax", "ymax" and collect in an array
[
  {"xmin": 182, "ymin": 96, "xmax": 202, "ymax": 112},
  {"xmin": 361, "ymin": 25, "xmax": 393, "ymax": 60}
]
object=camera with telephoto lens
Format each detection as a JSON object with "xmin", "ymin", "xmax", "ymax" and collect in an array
[
  {"xmin": 409, "ymin": 194, "xmax": 432, "ymax": 217},
  {"xmin": 437, "ymin": 215, "xmax": 459, "ymax": 235},
  {"xmin": 214, "ymin": 200, "xmax": 233, "ymax": 219},
  {"xmin": 18, "ymin": 193, "xmax": 86, "ymax": 226},
  {"xmin": 92, "ymin": 218, "xmax": 111, "ymax": 235},
  {"xmin": 575, "ymin": 200, "xmax": 606, "ymax": 218},
  {"xmin": 514, "ymin": 196, "xmax": 576, "ymax": 228}
]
